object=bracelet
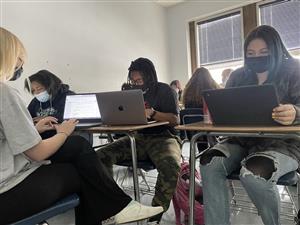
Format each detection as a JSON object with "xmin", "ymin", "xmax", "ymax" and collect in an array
[{"xmin": 57, "ymin": 131, "xmax": 69, "ymax": 138}]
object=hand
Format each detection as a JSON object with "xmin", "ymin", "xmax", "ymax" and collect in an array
[
  {"xmin": 33, "ymin": 116, "xmax": 45, "ymax": 124},
  {"xmin": 272, "ymin": 104, "xmax": 296, "ymax": 125},
  {"xmin": 54, "ymin": 119, "xmax": 78, "ymax": 136},
  {"xmin": 145, "ymin": 108, "xmax": 155, "ymax": 119},
  {"xmin": 35, "ymin": 116, "xmax": 58, "ymax": 133}
]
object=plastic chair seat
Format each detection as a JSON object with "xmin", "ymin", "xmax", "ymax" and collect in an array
[{"xmin": 11, "ymin": 194, "xmax": 80, "ymax": 225}]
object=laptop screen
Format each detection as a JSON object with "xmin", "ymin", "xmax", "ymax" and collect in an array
[{"xmin": 63, "ymin": 94, "xmax": 101, "ymax": 120}]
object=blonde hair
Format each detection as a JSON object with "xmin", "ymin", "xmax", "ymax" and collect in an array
[{"xmin": 0, "ymin": 27, "xmax": 26, "ymax": 81}]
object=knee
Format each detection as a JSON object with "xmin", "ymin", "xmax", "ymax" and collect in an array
[
  {"xmin": 243, "ymin": 156, "xmax": 275, "ymax": 180},
  {"xmin": 96, "ymin": 149, "xmax": 113, "ymax": 167},
  {"xmin": 63, "ymin": 135, "xmax": 94, "ymax": 157},
  {"xmin": 200, "ymin": 150, "xmax": 226, "ymax": 165},
  {"xmin": 156, "ymin": 155, "xmax": 181, "ymax": 177}
]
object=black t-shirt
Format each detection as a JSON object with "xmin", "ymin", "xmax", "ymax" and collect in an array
[{"xmin": 140, "ymin": 82, "xmax": 179, "ymax": 135}]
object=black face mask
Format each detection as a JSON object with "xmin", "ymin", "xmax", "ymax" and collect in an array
[
  {"xmin": 123, "ymin": 83, "xmax": 149, "ymax": 93},
  {"xmin": 245, "ymin": 56, "xmax": 271, "ymax": 73},
  {"xmin": 10, "ymin": 66, "xmax": 24, "ymax": 81}
]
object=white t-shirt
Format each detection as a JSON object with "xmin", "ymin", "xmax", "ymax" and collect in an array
[{"xmin": 0, "ymin": 82, "xmax": 46, "ymax": 194}]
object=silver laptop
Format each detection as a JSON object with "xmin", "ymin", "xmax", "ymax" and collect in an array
[
  {"xmin": 97, "ymin": 89, "xmax": 150, "ymax": 125},
  {"xmin": 63, "ymin": 93, "xmax": 102, "ymax": 128}
]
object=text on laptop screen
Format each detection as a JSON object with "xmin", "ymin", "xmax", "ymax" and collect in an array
[{"xmin": 64, "ymin": 94, "xmax": 101, "ymax": 119}]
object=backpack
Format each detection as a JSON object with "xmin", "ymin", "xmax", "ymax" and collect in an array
[{"xmin": 172, "ymin": 161, "xmax": 204, "ymax": 225}]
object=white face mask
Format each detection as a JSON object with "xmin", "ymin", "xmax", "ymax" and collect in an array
[{"xmin": 35, "ymin": 91, "xmax": 50, "ymax": 103}]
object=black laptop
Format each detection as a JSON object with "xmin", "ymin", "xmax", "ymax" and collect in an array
[
  {"xmin": 63, "ymin": 93, "xmax": 102, "ymax": 128},
  {"xmin": 202, "ymin": 84, "xmax": 280, "ymax": 126}
]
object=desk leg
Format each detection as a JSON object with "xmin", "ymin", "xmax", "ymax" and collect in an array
[
  {"xmin": 189, "ymin": 132, "xmax": 206, "ymax": 225},
  {"xmin": 127, "ymin": 133, "xmax": 143, "ymax": 225},
  {"xmin": 127, "ymin": 133, "xmax": 140, "ymax": 202}
]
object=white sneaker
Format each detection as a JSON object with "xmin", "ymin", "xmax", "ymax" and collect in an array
[
  {"xmin": 102, "ymin": 216, "xmax": 116, "ymax": 225},
  {"xmin": 115, "ymin": 200, "xmax": 163, "ymax": 224}
]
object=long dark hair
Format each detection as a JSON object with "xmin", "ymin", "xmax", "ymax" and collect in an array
[
  {"xmin": 127, "ymin": 58, "xmax": 158, "ymax": 90},
  {"xmin": 183, "ymin": 67, "xmax": 219, "ymax": 107},
  {"xmin": 24, "ymin": 70, "xmax": 64, "ymax": 98},
  {"xmin": 244, "ymin": 25, "xmax": 292, "ymax": 82}
]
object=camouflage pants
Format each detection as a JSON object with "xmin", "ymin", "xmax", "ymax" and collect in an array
[{"xmin": 97, "ymin": 132, "xmax": 181, "ymax": 212}]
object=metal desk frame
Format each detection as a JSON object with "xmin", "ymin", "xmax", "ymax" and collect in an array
[{"xmin": 176, "ymin": 122, "xmax": 300, "ymax": 225}]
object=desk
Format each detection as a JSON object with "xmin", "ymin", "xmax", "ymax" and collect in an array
[
  {"xmin": 84, "ymin": 121, "xmax": 169, "ymax": 203},
  {"xmin": 176, "ymin": 122, "xmax": 300, "ymax": 225}
]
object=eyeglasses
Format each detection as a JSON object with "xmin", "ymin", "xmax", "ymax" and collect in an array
[{"xmin": 129, "ymin": 78, "xmax": 144, "ymax": 85}]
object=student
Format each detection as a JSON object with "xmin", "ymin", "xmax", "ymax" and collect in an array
[
  {"xmin": 0, "ymin": 27, "xmax": 163, "ymax": 225},
  {"xmin": 170, "ymin": 79, "xmax": 182, "ymax": 101},
  {"xmin": 25, "ymin": 70, "xmax": 75, "ymax": 139},
  {"xmin": 199, "ymin": 25, "xmax": 300, "ymax": 225},
  {"xmin": 182, "ymin": 67, "xmax": 219, "ymax": 108},
  {"xmin": 25, "ymin": 70, "xmax": 74, "ymax": 122},
  {"xmin": 220, "ymin": 68, "xmax": 233, "ymax": 88},
  {"xmin": 97, "ymin": 57, "xmax": 182, "ymax": 224}
]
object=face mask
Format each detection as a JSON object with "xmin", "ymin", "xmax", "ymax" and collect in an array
[
  {"xmin": 9, "ymin": 66, "xmax": 23, "ymax": 81},
  {"xmin": 131, "ymin": 84, "xmax": 149, "ymax": 93},
  {"xmin": 245, "ymin": 55, "xmax": 271, "ymax": 73},
  {"xmin": 35, "ymin": 91, "xmax": 50, "ymax": 103}
]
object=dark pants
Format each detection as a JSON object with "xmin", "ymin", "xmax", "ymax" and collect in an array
[{"xmin": 0, "ymin": 135, "xmax": 131, "ymax": 225}]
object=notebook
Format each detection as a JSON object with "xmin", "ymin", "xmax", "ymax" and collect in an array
[
  {"xmin": 202, "ymin": 84, "xmax": 280, "ymax": 126},
  {"xmin": 63, "ymin": 93, "xmax": 102, "ymax": 128},
  {"xmin": 97, "ymin": 89, "xmax": 151, "ymax": 125}
]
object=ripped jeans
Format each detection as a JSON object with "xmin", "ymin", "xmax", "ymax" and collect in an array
[{"xmin": 199, "ymin": 141, "xmax": 298, "ymax": 225}]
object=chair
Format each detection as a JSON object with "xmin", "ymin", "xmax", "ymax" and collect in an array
[
  {"xmin": 179, "ymin": 108, "xmax": 204, "ymax": 141},
  {"xmin": 227, "ymin": 169, "xmax": 300, "ymax": 223},
  {"xmin": 10, "ymin": 194, "xmax": 80, "ymax": 225},
  {"xmin": 179, "ymin": 108, "xmax": 214, "ymax": 154},
  {"xmin": 116, "ymin": 160, "xmax": 157, "ymax": 195}
]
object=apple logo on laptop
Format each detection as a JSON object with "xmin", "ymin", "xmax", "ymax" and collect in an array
[{"xmin": 118, "ymin": 105, "xmax": 124, "ymax": 111}]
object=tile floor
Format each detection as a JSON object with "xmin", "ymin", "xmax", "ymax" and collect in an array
[{"xmin": 47, "ymin": 138, "xmax": 297, "ymax": 225}]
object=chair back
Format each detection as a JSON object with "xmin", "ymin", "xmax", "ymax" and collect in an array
[
  {"xmin": 11, "ymin": 194, "xmax": 80, "ymax": 225},
  {"xmin": 179, "ymin": 108, "xmax": 204, "ymax": 140}
]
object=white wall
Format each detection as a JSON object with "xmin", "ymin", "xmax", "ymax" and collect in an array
[
  {"xmin": 165, "ymin": 0, "xmax": 259, "ymax": 85},
  {"xmin": 1, "ymin": 1, "xmax": 169, "ymax": 103}
]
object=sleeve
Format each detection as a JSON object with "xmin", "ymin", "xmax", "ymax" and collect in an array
[
  {"xmin": 157, "ymin": 86, "xmax": 179, "ymax": 115},
  {"xmin": 289, "ymin": 61, "xmax": 300, "ymax": 125},
  {"xmin": 225, "ymin": 69, "xmax": 240, "ymax": 88},
  {"xmin": 0, "ymin": 84, "xmax": 42, "ymax": 155}
]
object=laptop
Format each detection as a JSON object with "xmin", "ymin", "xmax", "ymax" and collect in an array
[
  {"xmin": 202, "ymin": 84, "xmax": 280, "ymax": 126},
  {"xmin": 63, "ymin": 93, "xmax": 102, "ymax": 128},
  {"xmin": 97, "ymin": 89, "xmax": 151, "ymax": 125}
]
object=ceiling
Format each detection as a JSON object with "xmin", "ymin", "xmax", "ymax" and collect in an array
[{"xmin": 154, "ymin": 0, "xmax": 186, "ymax": 7}]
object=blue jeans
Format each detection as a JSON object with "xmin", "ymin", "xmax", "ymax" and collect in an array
[{"xmin": 199, "ymin": 141, "xmax": 298, "ymax": 225}]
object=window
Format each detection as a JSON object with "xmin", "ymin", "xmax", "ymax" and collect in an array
[
  {"xmin": 260, "ymin": 0, "xmax": 300, "ymax": 52},
  {"xmin": 197, "ymin": 12, "xmax": 243, "ymax": 66}
]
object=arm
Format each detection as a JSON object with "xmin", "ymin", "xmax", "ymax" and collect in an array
[
  {"xmin": 25, "ymin": 119, "xmax": 78, "ymax": 161},
  {"xmin": 146, "ymin": 108, "xmax": 179, "ymax": 126},
  {"xmin": 273, "ymin": 60, "xmax": 300, "ymax": 125}
]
